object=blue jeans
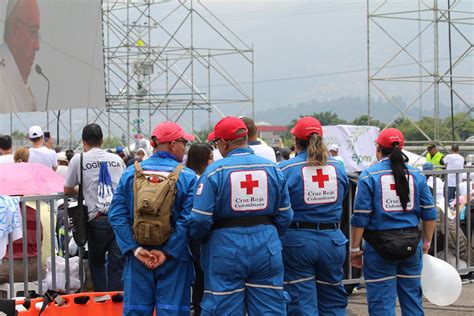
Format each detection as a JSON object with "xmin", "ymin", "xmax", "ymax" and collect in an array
[
  {"xmin": 88, "ymin": 216, "xmax": 125, "ymax": 291},
  {"xmin": 448, "ymin": 187, "xmax": 456, "ymax": 203}
]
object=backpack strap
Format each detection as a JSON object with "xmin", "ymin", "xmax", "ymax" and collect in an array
[
  {"xmin": 134, "ymin": 161, "xmax": 143, "ymax": 174},
  {"xmin": 168, "ymin": 164, "xmax": 185, "ymax": 181},
  {"xmin": 134, "ymin": 160, "xmax": 183, "ymax": 180}
]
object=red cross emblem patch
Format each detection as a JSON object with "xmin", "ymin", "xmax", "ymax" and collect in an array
[
  {"xmin": 230, "ymin": 170, "xmax": 268, "ymax": 211},
  {"xmin": 240, "ymin": 174, "xmax": 259, "ymax": 194},
  {"xmin": 380, "ymin": 174, "xmax": 414, "ymax": 212},
  {"xmin": 302, "ymin": 165, "xmax": 338, "ymax": 204}
]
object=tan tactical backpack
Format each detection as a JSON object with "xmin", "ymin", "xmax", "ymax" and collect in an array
[{"xmin": 133, "ymin": 161, "xmax": 184, "ymax": 246}]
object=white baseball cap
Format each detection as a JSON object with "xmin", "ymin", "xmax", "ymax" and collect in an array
[
  {"xmin": 329, "ymin": 144, "xmax": 339, "ymax": 152},
  {"xmin": 28, "ymin": 126, "xmax": 44, "ymax": 138},
  {"xmin": 56, "ymin": 152, "xmax": 67, "ymax": 162}
]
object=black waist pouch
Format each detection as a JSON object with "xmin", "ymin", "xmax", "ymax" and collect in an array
[{"xmin": 364, "ymin": 227, "xmax": 421, "ymax": 261}]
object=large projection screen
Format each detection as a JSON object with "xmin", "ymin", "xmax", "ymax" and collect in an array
[{"xmin": 0, "ymin": 0, "xmax": 105, "ymax": 114}]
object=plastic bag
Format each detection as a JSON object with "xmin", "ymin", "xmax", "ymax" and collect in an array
[
  {"xmin": 97, "ymin": 161, "xmax": 114, "ymax": 215},
  {"xmin": 44, "ymin": 256, "xmax": 81, "ymax": 293}
]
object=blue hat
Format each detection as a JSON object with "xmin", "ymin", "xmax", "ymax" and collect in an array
[
  {"xmin": 422, "ymin": 162, "xmax": 434, "ymax": 171},
  {"xmin": 115, "ymin": 146, "xmax": 124, "ymax": 154}
]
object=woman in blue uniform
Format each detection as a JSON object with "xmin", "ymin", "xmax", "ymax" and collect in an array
[
  {"xmin": 279, "ymin": 117, "xmax": 349, "ymax": 315},
  {"xmin": 350, "ymin": 128, "xmax": 437, "ymax": 316}
]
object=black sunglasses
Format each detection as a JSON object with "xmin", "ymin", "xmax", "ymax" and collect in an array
[
  {"xmin": 212, "ymin": 138, "xmax": 222, "ymax": 145},
  {"xmin": 174, "ymin": 139, "xmax": 189, "ymax": 145}
]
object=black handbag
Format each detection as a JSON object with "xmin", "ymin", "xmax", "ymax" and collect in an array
[
  {"xmin": 364, "ymin": 227, "xmax": 421, "ymax": 261},
  {"xmin": 67, "ymin": 153, "xmax": 89, "ymax": 247}
]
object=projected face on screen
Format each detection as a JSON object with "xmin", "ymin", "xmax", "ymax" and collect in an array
[
  {"xmin": 0, "ymin": 0, "xmax": 40, "ymax": 113},
  {"xmin": 0, "ymin": 0, "xmax": 105, "ymax": 114},
  {"xmin": 4, "ymin": 0, "xmax": 40, "ymax": 83}
]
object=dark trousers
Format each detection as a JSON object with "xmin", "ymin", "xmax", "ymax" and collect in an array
[
  {"xmin": 87, "ymin": 216, "xmax": 125, "ymax": 291},
  {"xmin": 448, "ymin": 186, "xmax": 457, "ymax": 202},
  {"xmin": 190, "ymin": 241, "xmax": 204, "ymax": 315}
]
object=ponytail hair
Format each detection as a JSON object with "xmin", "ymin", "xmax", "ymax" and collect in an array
[
  {"xmin": 381, "ymin": 144, "xmax": 410, "ymax": 211},
  {"xmin": 13, "ymin": 147, "xmax": 29, "ymax": 163},
  {"xmin": 297, "ymin": 133, "xmax": 328, "ymax": 166}
]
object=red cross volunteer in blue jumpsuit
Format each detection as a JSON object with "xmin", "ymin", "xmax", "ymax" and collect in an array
[
  {"xmin": 108, "ymin": 122, "xmax": 197, "ymax": 315},
  {"xmin": 350, "ymin": 128, "xmax": 436, "ymax": 316},
  {"xmin": 279, "ymin": 117, "xmax": 349, "ymax": 315},
  {"xmin": 190, "ymin": 116, "xmax": 294, "ymax": 315}
]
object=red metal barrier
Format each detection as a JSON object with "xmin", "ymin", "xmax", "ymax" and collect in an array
[{"xmin": 17, "ymin": 292, "xmax": 123, "ymax": 315}]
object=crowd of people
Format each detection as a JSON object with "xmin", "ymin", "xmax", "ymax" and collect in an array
[
  {"xmin": 0, "ymin": 116, "xmax": 472, "ymax": 315},
  {"xmin": 90, "ymin": 117, "xmax": 436, "ymax": 315}
]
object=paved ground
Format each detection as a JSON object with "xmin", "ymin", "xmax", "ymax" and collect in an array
[{"xmin": 347, "ymin": 280, "xmax": 474, "ymax": 315}]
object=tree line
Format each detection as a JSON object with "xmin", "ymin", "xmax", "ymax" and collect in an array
[
  {"xmin": 6, "ymin": 111, "xmax": 472, "ymax": 148},
  {"xmin": 282, "ymin": 111, "xmax": 473, "ymax": 145}
]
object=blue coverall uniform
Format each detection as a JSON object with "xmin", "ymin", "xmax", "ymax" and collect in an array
[
  {"xmin": 108, "ymin": 151, "xmax": 198, "ymax": 316},
  {"xmin": 279, "ymin": 151, "xmax": 349, "ymax": 315},
  {"xmin": 351, "ymin": 158, "xmax": 437, "ymax": 316},
  {"xmin": 190, "ymin": 147, "xmax": 294, "ymax": 315}
]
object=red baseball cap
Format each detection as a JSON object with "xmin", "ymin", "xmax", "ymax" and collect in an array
[
  {"xmin": 211, "ymin": 116, "xmax": 248, "ymax": 141},
  {"xmin": 376, "ymin": 128, "xmax": 404, "ymax": 149},
  {"xmin": 207, "ymin": 132, "xmax": 215, "ymax": 142},
  {"xmin": 291, "ymin": 117, "xmax": 323, "ymax": 140},
  {"xmin": 151, "ymin": 122, "xmax": 195, "ymax": 144}
]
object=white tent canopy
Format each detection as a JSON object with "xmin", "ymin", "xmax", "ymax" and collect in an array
[{"xmin": 403, "ymin": 149, "xmax": 426, "ymax": 168}]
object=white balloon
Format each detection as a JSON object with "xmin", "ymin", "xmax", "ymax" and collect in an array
[{"xmin": 421, "ymin": 254, "xmax": 462, "ymax": 306}]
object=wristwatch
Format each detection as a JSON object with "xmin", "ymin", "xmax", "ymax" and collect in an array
[
  {"xmin": 350, "ymin": 247, "xmax": 361, "ymax": 253},
  {"xmin": 133, "ymin": 247, "xmax": 143, "ymax": 257}
]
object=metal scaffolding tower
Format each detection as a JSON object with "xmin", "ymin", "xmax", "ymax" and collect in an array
[
  {"xmin": 367, "ymin": 0, "xmax": 473, "ymax": 145},
  {"xmin": 102, "ymin": 0, "xmax": 254, "ymax": 146},
  {"xmin": 8, "ymin": 0, "xmax": 254, "ymax": 149}
]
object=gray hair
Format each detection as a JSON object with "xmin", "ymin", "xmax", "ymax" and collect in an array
[{"xmin": 226, "ymin": 135, "xmax": 248, "ymax": 147}]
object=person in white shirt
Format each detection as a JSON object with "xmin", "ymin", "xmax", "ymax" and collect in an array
[
  {"xmin": 212, "ymin": 147, "xmax": 223, "ymax": 161},
  {"xmin": 458, "ymin": 172, "xmax": 474, "ymax": 203},
  {"xmin": 27, "ymin": 125, "xmax": 57, "ymax": 170},
  {"xmin": 0, "ymin": 0, "xmax": 40, "ymax": 114},
  {"xmin": 329, "ymin": 143, "xmax": 345, "ymax": 170},
  {"xmin": 64, "ymin": 123, "xmax": 125, "ymax": 292},
  {"xmin": 458, "ymin": 181, "xmax": 474, "ymax": 202},
  {"xmin": 240, "ymin": 116, "xmax": 277, "ymax": 162},
  {"xmin": 55, "ymin": 152, "xmax": 68, "ymax": 177},
  {"xmin": 444, "ymin": 144, "xmax": 465, "ymax": 201},
  {"xmin": 0, "ymin": 134, "xmax": 14, "ymax": 163}
]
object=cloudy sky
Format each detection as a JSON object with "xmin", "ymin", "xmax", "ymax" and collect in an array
[
  {"xmin": 2, "ymin": 0, "xmax": 472, "ymax": 137},
  {"xmin": 197, "ymin": 0, "xmax": 472, "ymax": 114}
]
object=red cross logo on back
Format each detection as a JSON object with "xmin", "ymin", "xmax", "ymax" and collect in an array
[
  {"xmin": 241, "ymin": 174, "xmax": 259, "ymax": 194},
  {"xmin": 312, "ymin": 169, "xmax": 329, "ymax": 188},
  {"xmin": 390, "ymin": 183, "xmax": 399, "ymax": 196}
]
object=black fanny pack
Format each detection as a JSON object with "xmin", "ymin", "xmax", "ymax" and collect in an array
[{"xmin": 363, "ymin": 227, "xmax": 421, "ymax": 261}]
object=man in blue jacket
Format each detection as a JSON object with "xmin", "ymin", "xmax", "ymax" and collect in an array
[
  {"xmin": 190, "ymin": 116, "xmax": 293, "ymax": 315},
  {"xmin": 108, "ymin": 122, "xmax": 197, "ymax": 316}
]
